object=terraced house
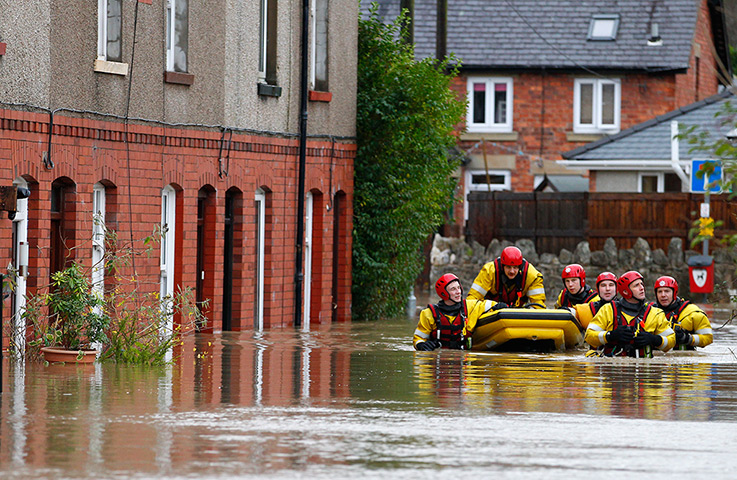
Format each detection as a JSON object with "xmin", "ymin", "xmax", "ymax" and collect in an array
[{"xmin": 0, "ymin": 0, "xmax": 357, "ymax": 353}]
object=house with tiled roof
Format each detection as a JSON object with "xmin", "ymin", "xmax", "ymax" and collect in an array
[
  {"xmin": 560, "ymin": 88, "xmax": 735, "ymax": 191},
  {"xmin": 361, "ymin": 0, "xmax": 731, "ymax": 225}
]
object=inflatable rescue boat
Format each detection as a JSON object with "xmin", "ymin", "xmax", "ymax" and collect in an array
[{"xmin": 471, "ymin": 307, "xmax": 584, "ymax": 352}]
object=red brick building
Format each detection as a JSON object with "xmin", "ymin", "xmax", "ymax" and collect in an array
[
  {"xmin": 1, "ymin": 1, "xmax": 357, "ymax": 353},
  {"xmin": 367, "ymin": 0, "xmax": 732, "ymax": 231}
]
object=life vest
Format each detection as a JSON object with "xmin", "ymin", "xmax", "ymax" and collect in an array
[
  {"xmin": 603, "ymin": 301, "xmax": 654, "ymax": 358},
  {"xmin": 489, "ymin": 257, "xmax": 530, "ymax": 306},
  {"xmin": 558, "ymin": 287, "xmax": 597, "ymax": 308},
  {"xmin": 428, "ymin": 301, "xmax": 470, "ymax": 350},
  {"xmin": 661, "ymin": 298, "xmax": 691, "ymax": 324}
]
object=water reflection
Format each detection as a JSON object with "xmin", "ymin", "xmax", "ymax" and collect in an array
[{"xmin": 1, "ymin": 314, "xmax": 737, "ymax": 478}]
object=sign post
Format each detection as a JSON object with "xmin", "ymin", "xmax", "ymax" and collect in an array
[{"xmin": 690, "ymin": 160, "xmax": 721, "ymax": 301}]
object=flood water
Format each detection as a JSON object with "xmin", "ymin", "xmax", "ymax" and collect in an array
[{"xmin": 2, "ymin": 306, "xmax": 737, "ymax": 479}]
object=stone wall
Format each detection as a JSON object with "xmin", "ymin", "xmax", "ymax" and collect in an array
[{"xmin": 429, "ymin": 235, "xmax": 737, "ymax": 304}]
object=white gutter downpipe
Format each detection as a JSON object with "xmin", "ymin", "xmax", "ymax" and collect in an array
[{"xmin": 671, "ymin": 120, "xmax": 689, "ymax": 187}]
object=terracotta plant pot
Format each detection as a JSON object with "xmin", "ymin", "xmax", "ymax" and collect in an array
[{"xmin": 40, "ymin": 346, "xmax": 99, "ymax": 364}]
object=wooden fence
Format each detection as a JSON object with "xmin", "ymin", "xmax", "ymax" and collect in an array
[{"xmin": 466, "ymin": 191, "xmax": 737, "ymax": 254}]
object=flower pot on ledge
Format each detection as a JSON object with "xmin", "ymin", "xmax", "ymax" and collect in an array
[{"xmin": 40, "ymin": 346, "xmax": 99, "ymax": 364}]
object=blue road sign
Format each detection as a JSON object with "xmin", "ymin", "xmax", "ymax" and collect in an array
[{"xmin": 691, "ymin": 160, "xmax": 722, "ymax": 193}]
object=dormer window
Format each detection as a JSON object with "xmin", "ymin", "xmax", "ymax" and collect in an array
[{"xmin": 588, "ymin": 15, "xmax": 619, "ymax": 41}]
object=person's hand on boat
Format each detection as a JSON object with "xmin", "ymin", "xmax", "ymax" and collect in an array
[
  {"xmin": 674, "ymin": 325, "xmax": 692, "ymax": 346},
  {"xmin": 491, "ymin": 301, "xmax": 509, "ymax": 310},
  {"xmin": 633, "ymin": 331, "xmax": 662, "ymax": 348},
  {"xmin": 415, "ymin": 339, "xmax": 440, "ymax": 351},
  {"xmin": 607, "ymin": 326, "xmax": 635, "ymax": 344}
]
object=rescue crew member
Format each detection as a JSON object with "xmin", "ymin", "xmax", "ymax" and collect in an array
[
  {"xmin": 573, "ymin": 271, "xmax": 617, "ymax": 329},
  {"xmin": 554, "ymin": 264, "xmax": 598, "ymax": 309},
  {"xmin": 467, "ymin": 246, "xmax": 546, "ymax": 308},
  {"xmin": 654, "ymin": 276, "xmax": 713, "ymax": 350},
  {"xmin": 414, "ymin": 273, "xmax": 505, "ymax": 351},
  {"xmin": 585, "ymin": 271, "xmax": 675, "ymax": 357}
]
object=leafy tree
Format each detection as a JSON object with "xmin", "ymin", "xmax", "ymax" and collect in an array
[
  {"xmin": 678, "ymin": 94, "xmax": 737, "ymax": 248},
  {"xmin": 353, "ymin": 6, "xmax": 466, "ymax": 320}
]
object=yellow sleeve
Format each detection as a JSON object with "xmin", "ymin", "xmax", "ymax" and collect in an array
[
  {"xmin": 574, "ymin": 301, "xmax": 595, "ymax": 329},
  {"xmin": 523, "ymin": 264, "xmax": 546, "ymax": 308},
  {"xmin": 585, "ymin": 303, "xmax": 614, "ymax": 347},
  {"xmin": 679, "ymin": 305, "xmax": 714, "ymax": 347},
  {"xmin": 465, "ymin": 299, "xmax": 496, "ymax": 335},
  {"xmin": 413, "ymin": 308, "xmax": 437, "ymax": 347},
  {"xmin": 553, "ymin": 289, "xmax": 565, "ymax": 309},
  {"xmin": 644, "ymin": 308, "xmax": 675, "ymax": 352},
  {"xmin": 468, "ymin": 262, "xmax": 495, "ymax": 301}
]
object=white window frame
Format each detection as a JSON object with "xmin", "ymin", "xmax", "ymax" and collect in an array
[
  {"xmin": 258, "ymin": 0, "xmax": 268, "ymax": 82},
  {"xmin": 254, "ymin": 189, "xmax": 266, "ymax": 331},
  {"xmin": 466, "ymin": 77, "xmax": 514, "ymax": 133},
  {"xmin": 573, "ymin": 78, "xmax": 621, "ymax": 134},
  {"xmin": 97, "ymin": 0, "xmax": 121, "ymax": 62},
  {"xmin": 464, "ymin": 169, "xmax": 511, "ymax": 220},
  {"xmin": 310, "ymin": 0, "xmax": 328, "ymax": 91},
  {"xmin": 166, "ymin": 0, "xmax": 188, "ymax": 73},
  {"xmin": 160, "ymin": 186, "xmax": 177, "ymax": 334},
  {"xmin": 638, "ymin": 172, "xmax": 664, "ymax": 192}
]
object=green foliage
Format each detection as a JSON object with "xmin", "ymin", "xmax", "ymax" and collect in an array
[
  {"xmin": 677, "ymin": 97, "xmax": 737, "ymax": 248},
  {"xmin": 24, "ymin": 226, "xmax": 206, "ymax": 364},
  {"xmin": 353, "ymin": 6, "xmax": 466, "ymax": 319},
  {"xmin": 26, "ymin": 262, "xmax": 109, "ymax": 351}
]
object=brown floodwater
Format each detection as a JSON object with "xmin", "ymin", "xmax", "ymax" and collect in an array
[{"xmin": 2, "ymin": 305, "xmax": 737, "ymax": 479}]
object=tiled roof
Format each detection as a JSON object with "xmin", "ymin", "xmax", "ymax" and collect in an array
[
  {"xmin": 362, "ymin": 0, "xmax": 702, "ymax": 71},
  {"xmin": 562, "ymin": 89, "xmax": 736, "ymax": 160}
]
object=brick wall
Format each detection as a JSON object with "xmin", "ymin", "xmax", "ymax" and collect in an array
[{"xmin": 0, "ymin": 108, "xmax": 355, "ymax": 348}]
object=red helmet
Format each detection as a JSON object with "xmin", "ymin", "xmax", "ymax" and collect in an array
[
  {"xmin": 654, "ymin": 275, "xmax": 678, "ymax": 297},
  {"xmin": 500, "ymin": 246, "xmax": 523, "ymax": 266},
  {"xmin": 617, "ymin": 271, "xmax": 643, "ymax": 300},
  {"xmin": 435, "ymin": 273, "xmax": 461, "ymax": 301},
  {"xmin": 562, "ymin": 264, "xmax": 586, "ymax": 285},
  {"xmin": 596, "ymin": 271, "xmax": 617, "ymax": 289}
]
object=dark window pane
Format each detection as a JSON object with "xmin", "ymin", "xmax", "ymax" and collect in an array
[
  {"xmin": 472, "ymin": 83, "xmax": 486, "ymax": 124},
  {"xmin": 579, "ymin": 83, "xmax": 593, "ymax": 124}
]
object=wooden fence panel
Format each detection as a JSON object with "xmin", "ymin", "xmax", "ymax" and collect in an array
[{"xmin": 465, "ymin": 192, "xmax": 737, "ymax": 254}]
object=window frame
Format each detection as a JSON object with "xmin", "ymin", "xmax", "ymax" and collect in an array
[
  {"xmin": 258, "ymin": 0, "xmax": 278, "ymax": 86},
  {"xmin": 97, "ymin": 0, "xmax": 122, "ymax": 62},
  {"xmin": 166, "ymin": 0, "xmax": 189, "ymax": 73},
  {"xmin": 466, "ymin": 77, "xmax": 514, "ymax": 133},
  {"xmin": 573, "ymin": 78, "xmax": 621, "ymax": 134},
  {"xmin": 588, "ymin": 14, "xmax": 620, "ymax": 41},
  {"xmin": 310, "ymin": 0, "xmax": 329, "ymax": 91}
]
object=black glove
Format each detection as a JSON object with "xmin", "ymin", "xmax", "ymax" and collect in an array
[
  {"xmin": 607, "ymin": 327, "xmax": 635, "ymax": 344},
  {"xmin": 674, "ymin": 326, "xmax": 693, "ymax": 346},
  {"xmin": 492, "ymin": 301, "xmax": 509, "ymax": 310},
  {"xmin": 633, "ymin": 331, "xmax": 662, "ymax": 348},
  {"xmin": 415, "ymin": 339, "xmax": 440, "ymax": 351}
]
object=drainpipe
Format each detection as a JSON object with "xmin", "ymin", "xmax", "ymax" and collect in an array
[
  {"xmin": 294, "ymin": 0, "xmax": 310, "ymax": 327},
  {"xmin": 671, "ymin": 120, "xmax": 689, "ymax": 187}
]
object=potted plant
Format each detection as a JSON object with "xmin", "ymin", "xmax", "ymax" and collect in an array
[{"xmin": 25, "ymin": 262, "xmax": 109, "ymax": 364}]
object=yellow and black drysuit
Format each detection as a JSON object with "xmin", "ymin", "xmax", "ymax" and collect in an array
[
  {"xmin": 413, "ymin": 299, "xmax": 501, "ymax": 350},
  {"xmin": 467, "ymin": 258, "xmax": 546, "ymax": 308},
  {"xmin": 585, "ymin": 298, "xmax": 675, "ymax": 357},
  {"xmin": 658, "ymin": 297, "xmax": 713, "ymax": 349},
  {"xmin": 554, "ymin": 286, "xmax": 598, "ymax": 309},
  {"xmin": 573, "ymin": 297, "xmax": 614, "ymax": 329}
]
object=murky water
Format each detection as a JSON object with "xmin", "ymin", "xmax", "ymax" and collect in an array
[{"xmin": 2, "ymin": 306, "xmax": 737, "ymax": 479}]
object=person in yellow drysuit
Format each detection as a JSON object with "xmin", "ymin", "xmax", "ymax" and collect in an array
[
  {"xmin": 467, "ymin": 246, "xmax": 546, "ymax": 308},
  {"xmin": 414, "ymin": 273, "xmax": 506, "ymax": 351},
  {"xmin": 654, "ymin": 276, "xmax": 713, "ymax": 350},
  {"xmin": 585, "ymin": 271, "xmax": 675, "ymax": 357},
  {"xmin": 573, "ymin": 271, "xmax": 617, "ymax": 329},
  {"xmin": 554, "ymin": 263, "xmax": 598, "ymax": 309}
]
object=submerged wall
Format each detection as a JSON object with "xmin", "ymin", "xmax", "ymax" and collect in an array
[{"xmin": 429, "ymin": 234, "xmax": 736, "ymax": 304}]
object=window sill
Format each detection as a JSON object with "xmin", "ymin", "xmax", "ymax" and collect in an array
[
  {"xmin": 567, "ymin": 132, "xmax": 608, "ymax": 142},
  {"xmin": 308, "ymin": 90, "xmax": 332, "ymax": 102},
  {"xmin": 0, "ymin": 42, "xmax": 6, "ymax": 56},
  {"xmin": 460, "ymin": 131, "xmax": 518, "ymax": 142},
  {"xmin": 258, "ymin": 83, "xmax": 282, "ymax": 97},
  {"xmin": 94, "ymin": 59, "xmax": 129, "ymax": 76},
  {"xmin": 164, "ymin": 71, "xmax": 194, "ymax": 85}
]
